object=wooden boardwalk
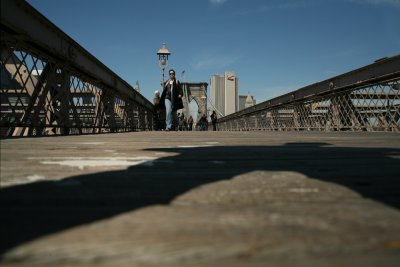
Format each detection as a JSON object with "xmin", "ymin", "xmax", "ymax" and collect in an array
[{"xmin": 1, "ymin": 131, "xmax": 400, "ymax": 267}]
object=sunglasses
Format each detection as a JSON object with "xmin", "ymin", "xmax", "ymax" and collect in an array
[{"xmin": 169, "ymin": 73, "xmax": 175, "ymax": 75}]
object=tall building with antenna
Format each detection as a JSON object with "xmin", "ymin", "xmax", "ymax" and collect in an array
[{"xmin": 210, "ymin": 71, "xmax": 239, "ymax": 116}]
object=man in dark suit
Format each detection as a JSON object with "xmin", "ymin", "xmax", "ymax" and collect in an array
[{"xmin": 161, "ymin": 69, "xmax": 183, "ymax": 131}]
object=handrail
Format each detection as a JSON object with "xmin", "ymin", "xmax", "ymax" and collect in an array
[
  {"xmin": 219, "ymin": 55, "xmax": 400, "ymax": 123},
  {"xmin": 1, "ymin": 0, "xmax": 154, "ymax": 137},
  {"xmin": 1, "ymin": 0, "xmax": 152, "ymax": 110}
]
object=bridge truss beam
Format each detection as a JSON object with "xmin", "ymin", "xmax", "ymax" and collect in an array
[
  {"xmin": 1, "ymin": 0, "xmax": 154, "ymax": 137},
  {"xmin": 218, "ymin": 55, "xmax": 400, "ymax": 132}
]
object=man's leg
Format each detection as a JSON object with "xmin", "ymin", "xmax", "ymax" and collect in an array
[{"xmin": 165, "ymin": 99, "xmax": 172, "ymax": 130}]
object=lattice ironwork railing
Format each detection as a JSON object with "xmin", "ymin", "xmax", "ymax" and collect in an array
[
  {"xmin": 1, "ymin": 0, "xmax": 154, "ymax": 137},
  {"xmin": 0, "ymin": 41, "xmax": 152, "ymax": 137},
  {"xmin": 217, "ymin": 57, "xmax": 400, "ymax": 132}
]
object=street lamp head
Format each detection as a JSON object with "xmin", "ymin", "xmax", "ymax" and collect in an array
[
  {"xmin": 157, "ymin": 43, "xmax": 171, "ymax": 69},
  {"xmin": 157, "ymin": 42, "xmax": 171, "ymax": 57}
]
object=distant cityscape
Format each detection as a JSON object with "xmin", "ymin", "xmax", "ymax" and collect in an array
[
  {"xmin": 154, "ymin": 71, "xmax": 256, "ymax": 122},
  {"xmin": 210, "ymin": 71, "xmax": 255, "ymax": 118}
]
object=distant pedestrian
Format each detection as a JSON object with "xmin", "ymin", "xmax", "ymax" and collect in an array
[
  {"xmin": 161, "ymin": 69, "xmax": 183, "ymax": 131},
  {"xmin": 178, "ymin": 113, "xmax": 186, "ymax": 131},
  {"xmin": 198, "ymin": 114, "xmax": 208, "ymax": 131},
  {"xmin": 210, "ymin": 110, "xmax": 217, "ymax": 131},
  {"xmin": 153, "ymin": 90, "xmax": 162, "ymax": 130},
  {"xmin": 187, "ymin": 115, "xmax": 194, "ymax": 131}
]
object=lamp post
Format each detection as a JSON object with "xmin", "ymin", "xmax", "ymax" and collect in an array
[{"xmin": 157, "ymin": 42, "xmax": 171, "ymax": 93}]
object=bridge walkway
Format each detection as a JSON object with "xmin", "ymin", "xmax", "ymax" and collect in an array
[{"xmin": 1, "ymin": 131, "xmax": 400, "ymax": 267}]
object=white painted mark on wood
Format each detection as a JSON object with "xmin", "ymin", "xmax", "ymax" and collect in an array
[{"xmin": 40, "ymin": 157, "xmax": 157, "ymax": 170}]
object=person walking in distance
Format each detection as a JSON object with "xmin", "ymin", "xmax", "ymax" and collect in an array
[
  {"xmin": 161, "ymin": 69, "xmax": 183, "ymax": 131},
  {"xmin": 153, "ymin": 90, "xmax": 162, "ymax": 130},
  {"xmin": 187, "ymin": 115, "xmax": 194, "ymax": 131},
  {"xmin": 198, "ymin": 114, "xmax": 208, "ymax": 131},
  {"xmin": 211, "ymin": 110, "xmax": 218, "ymax": 131},
  {"xmin": 178, "ymin": 113, "xmax": 186, "ymax": 131}
]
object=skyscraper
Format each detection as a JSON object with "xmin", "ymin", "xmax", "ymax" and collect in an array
[
  {"xmin": 210, "ymin": 74, "xmax": 224, "ymax": 116},
  {"xmin": 210, "ymin": 71, "xmax": 239, "ymax": 116}
]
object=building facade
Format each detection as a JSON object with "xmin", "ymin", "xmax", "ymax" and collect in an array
[
  {"xmin": 239, "ymin": 93, "xmax": 256, "ymax": 111},
  {"xmin": 210, "ymin": 74, "xmax": 225, "ymax": 117},
  {"xmin": 210, "ymin": 71, "xmax": 239, "ymax": 116}
]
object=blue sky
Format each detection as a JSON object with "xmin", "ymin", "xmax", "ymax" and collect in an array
[{"xmin": 27, "ymin": 0, "xmax": 400, "ymax": 103}]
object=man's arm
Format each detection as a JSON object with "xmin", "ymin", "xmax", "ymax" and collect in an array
[{"xmin": 177, "ymin": 80, "xmax": 183, "ymax": 98}]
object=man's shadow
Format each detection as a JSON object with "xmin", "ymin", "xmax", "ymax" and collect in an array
[{"xmin": 1, "ymin": 142, "xmax": 400, "ymax": 255}]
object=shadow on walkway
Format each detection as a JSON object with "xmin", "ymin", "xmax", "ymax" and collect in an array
[{"xmin": 1, "ymin": 142, "xmax": 399, "ymax": 255}]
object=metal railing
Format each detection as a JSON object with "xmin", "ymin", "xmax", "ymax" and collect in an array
[
  {"xmin": 218, "ymin": 55, "xmax": 400, "ymax": 132},
  {"xmin": 1, "ymin": 0, "xmax": 154, "ymax": 137}
]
